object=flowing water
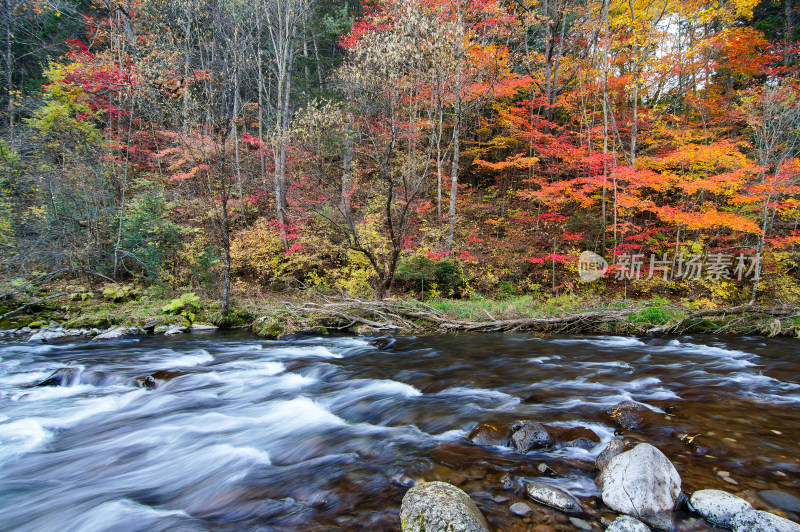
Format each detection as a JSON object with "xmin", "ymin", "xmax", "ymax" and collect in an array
[{"xmin": 0, "ymin": 332, "xmax": 799, "ymax": 531}]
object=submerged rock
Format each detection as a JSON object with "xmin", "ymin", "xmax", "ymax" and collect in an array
[
  {"xmin": 730, "ymin": 508, "xmax": 800, "ymax": 532},
  {"xmin": 467, "ymin": 422, "xmax": 511, "ymax": 447},
  {"xmin": 607, "ymin": 401, "xmax": 657, "ymax": 430},
  {"xmin": 524, "ymin": 482, "xmax": 582, "ymax": 514},
  {"xmin": 596, "ymin": 439, "xmax": 627, "ymax": 471},
  {"xmin": 606, "ymin": 515, "xmax": 651, "ymax": 531},
  {"xmin": 133, "ymin": 370, "xmax": 184, "ymax": 390},
  {"xmin": 93, "ymin": 326, "xmax": 146, "ymax": 340},
  {"xmin": 598, "ymin": 443, "xmax": 681, "ymax": 530},
  {"xmin": 569, "ymin": 517, "xmax": 593, "ymax": 530},
  {"xmin": 689, "ymin": 489, "xmax": 752, "ymax": 528},
  {"xmin": 759, "ymin": 490, "xmax": 800, "ymax": 513},
  {"xmin": 36, "ymin": 367, "xmax": 81, "ymax": 387},
  {"xmin": 510, "ymin": 420, "xmax": 554, "ymax": 452},
  {"xmin": 509, "ymin": 501, "xmax": 533, "ymax": 516},
  {"xmin": 400, "ymin": 481, "xmax": 489, "ymax": 532},
  {"xmin": 368, "ymin": 337, "xmax": 395, "ymax": 349},
  {"xmin": 551, "ymin": 426, "xmax": 601, "ymax": 450},
  {"xmin": 537, "ymin": 463, "xmax": 559, "ymax": 477}
]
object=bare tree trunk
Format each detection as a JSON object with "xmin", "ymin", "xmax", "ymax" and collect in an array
[
  {"xmin": 182, "ymin": 45, "xmax": 191, "ymax": 134},
  {"xmin": 436, "ymin": 104, "xmax": 444, "ymax": 220},
  {"xmin": 751, "ymin": 199, "xmax": 769, "ymax": 304},
  {"xmin": 630, "ymin": 80, "xmax": 638, "ymax": 166},
  {"xmin": 787, "ymin": 0, "xmax": 795, "ymax": 64},
  {"xmin": 341, "ymin": 116, "xmax": 353, "ymax": 214},
  {"xmin": 256, "ymin": 10, "xmax": 269, "ymax": 196},
  {"xmin": 220, "ymin": 187, "xmax": 231, "ymax": 316},
  {"xmin": 446, "ymin": 94, "xmax": 460, "ymax": 253},
  {"xmin": 232, "ymin": 63, "xmax": 246, "ymax": 224},
  {"xmin": 601, "ymin": 0, "xmax": 610, "ymax": 253},
  {"xmin": 4, "ymin": 0, "xmax": 13, "ymax": 147},
  {"xmin": 312, "ymin": 35, "xmax": 323, "ymax": 88},
  {"xmin": 113, "ymin": 97, "xmax": 135, "ymax": 278}
]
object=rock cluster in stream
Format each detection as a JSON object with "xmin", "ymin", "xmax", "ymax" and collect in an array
[
  {"xmin": 0, "ymin": 322, "xmax": 217, "ymax": 343},
  {"xmin": 401, "ymin": 400, "xmax": 800, "ymax": 531}
]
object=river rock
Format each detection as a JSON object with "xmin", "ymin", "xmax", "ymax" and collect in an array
[
  {"xmin": 606, "ymin": 515, "xmax": 652, "ymax": 532},
  {"xmin": 570, "ymin": 517, "xmax": 593, "ymax": 530},
  {"xmin": 537, "ymin": 463, "xmax": 559, "ymax": 477},
  {"xmin": 133, "ymin": 369, "xmax": 184, "ymax": 390},
  {"xmin": 400, "ymin": 481, "xmax": 489, "ymax": 532},
  {"xmin": 597, "ymin": 443, "xmax": 681, "ymax": 530},
  {"xmin": 510, "ymin": 420, "xmax": 554, "ymax": 452},
  {"xmin": 607, "ymin": 401, "xmax": 656, "ymax": 430},
  {"xmin": 163, "ymin": 325, "xmax": 187, "ymax": 335},
  {"xmin": 142, "ymin": 319, "xmax": 162, "ymax": 333},
  {"xmin": 552, "ymin": 426, "xmax": 600, "ymax": 450},
  {"xmin": 524, "ymin": 482, "xmax": 581, "ymax": 514},
  {"xmin": 37, "ymin": 367, "xmax": 81, "ymax": 387},
  {"xmin": 28, "ymin": 329, "xmax": 67, "ymax": 342},
  {"xmin": 467, "ymin": 422, "xmax": 511, "ymax": 446},
  {"xmin": 596, "ymin": 439, "xmax": 627, "ymax": 471},
  {"xmin": 759, "ymin": 490, "xmax": 800, "ymax": 513},
  {"xmin": 689, "ymin": 489, "xmax": 752, "ymax": 528},
  {"xmin": 509, "ymin": 501, "xmax": 534, "ymax": 516},
  {"xmin": 190, "ymin": 323, "xmax": 218, "ymax": 331},
  {"xmin": 93, "ymin": 326, "xmax": 146, "ymax": 340},
  {"xmin": 368, "ymin": 337, "xmax": 395, "ymax": 349},
  {"xmin": 730, "ymin": 508, "xmax": 800, "ymax": 532}
]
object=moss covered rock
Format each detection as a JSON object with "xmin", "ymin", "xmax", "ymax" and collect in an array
[{"xmin": 400, "ymin": 481, "xmax": 489, "ymax": 532}]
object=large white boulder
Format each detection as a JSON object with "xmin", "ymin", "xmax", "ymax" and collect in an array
[{"xmin": 598, "ymin": 443, "xmax": 681, "ymax": 531}]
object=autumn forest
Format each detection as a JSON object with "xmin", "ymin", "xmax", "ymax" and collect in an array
[{"xmin": 2, "ymin": 0, "xmax": 800, "ymax": 321}]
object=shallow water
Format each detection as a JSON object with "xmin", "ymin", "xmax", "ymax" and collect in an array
[{"xmin": 0, "ymin": 332, "xmax": 798, "ymax": 531}]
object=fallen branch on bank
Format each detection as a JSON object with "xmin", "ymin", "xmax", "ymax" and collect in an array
[
  {"xmin": 0, "ymin": 292, "xmax": 71, "ymax": 321},
  {"xmin": 272, "ymin": 299, "xmax": 799, "ymax": 337},
  {"xmin": 647, "ymin": 304, "xmax": 799, "ymax": 335}
]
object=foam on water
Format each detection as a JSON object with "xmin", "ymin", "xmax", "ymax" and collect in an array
[
  {"xmin": 33, "ymin": 389, "xmax": 146, "ymax": 429},
  {"xmin": 551, "ymin": 336, "xmax": 647, "ymax": 348},
  {"xmin": 62, "ymin": 499, "xmax": 191, "ymax": 532},
  {"xmin": 265, "ymin": 345, "xmax": 343, "ymax": 359},
  {"xmin": 11, "ymin": 383, "xmax": 98, "ymax": 401},
  {"xmin": 656, "ymin": 340, "xmax": 758, "ymax": 360},
  {"xmin": 164, "ymin": 349, "xmax": 214, "ymax": 367},
  {"xmin": 0, "ymin": 418, "xmax": 52, "ymax": 463},
  {"xmin": 201, "ymin": 443, "xmax": 272, "ymax": 465},
  {"xmin": 578, "ymin": 361, "xmax": 633, "ymax": 370},
  {"xmin": 348, "ymin": 379, "xmax": 422, "ymax": 397},
  {"xmin": 0, "ymin": 370, "xmax": 55, "ymax": 386}
]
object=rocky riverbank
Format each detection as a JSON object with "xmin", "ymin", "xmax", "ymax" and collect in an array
[
  {"xmin": 0, "ymin": 322, "xmax": 218, "ymax": 343},
  {"xmin": 401, "ymin": 402, "xmax": 800, "ymax": 531}
]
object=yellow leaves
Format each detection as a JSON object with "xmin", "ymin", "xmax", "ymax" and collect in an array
[
  {"xmin": 473, "ymin": 153, "xmax": 537, "ymax": 172},
  {"xmin": 659, "ymin": 141, "xmax": 751, "ymax": 174}
]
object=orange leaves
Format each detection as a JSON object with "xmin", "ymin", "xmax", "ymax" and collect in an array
[
  {"xmin": 472, "ymin": 153, "xmax": 537, "ymax": 172},
  {"xmin": 651, "ymin": 205, "xmax": 761, "ymax": 234}
]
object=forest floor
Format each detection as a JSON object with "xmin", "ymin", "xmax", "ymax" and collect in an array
[{"xmin": 1, "ymin": 280, "xmax": 799, "ymax": 338}]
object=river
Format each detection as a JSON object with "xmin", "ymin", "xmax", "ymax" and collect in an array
[{"xmin": 0, "ymin": 332, "xmax": 798, "ymax": 531}]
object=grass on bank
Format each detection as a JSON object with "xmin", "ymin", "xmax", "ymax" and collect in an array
[{"xmin": 1, "ymin": 276, "xmax": 798, "ymax": 337}]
